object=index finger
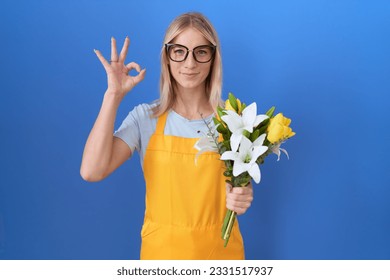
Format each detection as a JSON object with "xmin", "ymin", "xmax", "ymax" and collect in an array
[
  {"xmin": 231, "ymin": 186, "xmax": 252, "ymax": 195},
  {"xmin": 119, "ymin": 36, "xmax": 130, "ymax": 63},
  {"xmin": 94, "ymin": 49, "xmax": 110, "ymax": 70}
]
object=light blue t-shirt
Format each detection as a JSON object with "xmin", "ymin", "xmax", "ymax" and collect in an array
[{"xmin": 114, "ymin": 103, "xmax": 215, "ymax": 168}]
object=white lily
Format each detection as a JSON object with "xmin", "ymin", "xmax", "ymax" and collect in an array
[
  {"xmin": 220, "ymin": 135, "xmax": 268, "ymax": 183},
  {"xmin": 221, "ymin": 102, "xmax": 269, "ymax": 152},
  {"xmin": 270, "ymin": 142, "xmax": 289, "ymax": 161},
  {"xmin": 194, "ymin": 133, "xmax": 219, "ymax": 165}
]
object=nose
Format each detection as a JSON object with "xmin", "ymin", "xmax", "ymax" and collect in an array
[{"xmin": 184, "ymin": 50, "xmax": 197, "ymax": 68}]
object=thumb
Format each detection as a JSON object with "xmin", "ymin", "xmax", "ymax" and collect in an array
[
  {"xmin": 132, "ymin": 68, "xmax": 146, "ymax": 85},
  {"xmin": 226, "ymin": 183, "xmax": 233, "ymax": 193}
]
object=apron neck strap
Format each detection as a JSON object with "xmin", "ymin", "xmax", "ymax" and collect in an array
[{"xmin": 155, "ymin": 111, "xmax": 169, "ymax": 135}]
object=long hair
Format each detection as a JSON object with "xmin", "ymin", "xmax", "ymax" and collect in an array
[{"xmin": 152, "ymin": 12, "xmax": 223, "ymax": 117}]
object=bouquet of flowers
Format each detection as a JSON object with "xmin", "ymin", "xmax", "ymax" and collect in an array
[{"xmin": 195, "ymin": 93, "xmax": 295, "ymax": 247}]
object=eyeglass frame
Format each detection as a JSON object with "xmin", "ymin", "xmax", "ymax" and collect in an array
[{"xmin": 165, "ymin": 43, "xmax": 217, "ymax": 63}]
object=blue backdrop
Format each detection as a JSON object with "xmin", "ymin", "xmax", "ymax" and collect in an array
[{"xmin": 1, "ymin": 0, "xmax": 389, "ymax": 260}]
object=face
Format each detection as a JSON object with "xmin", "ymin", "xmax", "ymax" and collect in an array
[{"xmin": 168, "ymin": 28, "xmax": 213, "ymax": 92}]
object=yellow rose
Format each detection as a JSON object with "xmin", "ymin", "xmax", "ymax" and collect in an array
[
  {"xmin": 267, "ymin": 113, "xmax": 295, "ymax": 143},
  {"xmin": 225, "ymin": 98, "xmax": 242, "ymax": 113}
]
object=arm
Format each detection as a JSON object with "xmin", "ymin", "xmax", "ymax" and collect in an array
[{"xmin": 80, "ymin": 37, "xmax": 146, "ymax": 182}]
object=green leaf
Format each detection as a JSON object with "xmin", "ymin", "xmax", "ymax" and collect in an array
[
  {"xmin": 258, "ymin": 124, "xmax": 268, "ymax": 135},
  {"xmin": 222, "ymin": 133, "xmax": 231, "ymax": 141},
  {"xmin": 224, "ymin": 159, "xmax": 233, "ymax": 169},
  {"xmin": 255, "ymin": 117, "xmax": 270, "ymax": 131},
  {"xmin": 228, "ymin": 92, "xmax": 238, "ymax": 112},
  {"xmin": 217, "ymin": 106, "xmax": 226, "ymax": 119},
  {"xmin": 243, "ymin": 130, "xmax": 251, "ymax": 139},
  {"xmin": 266, "ymin": 106, "xmax": 276, "ymax": 118},
  {"xmin": 223, "ymin": 170, "xmax": 232, "ymax": 177},
  {"xmin": 217, "ymin": 126, "xmax": 227, "ymax": 134},
  {"xmin": 256, "ymin": 157, "xmax": 265, "ymax": 165},
  {"xmin": 214, "ymin": 118, "xmax": 228, "ymax": 134},
  {"xmin": 236, "ymin": 175, "xmax": 251, "ymax": 186},
  {"xmin": 250, "ymin": 129, "xmax": 260, "ymax": 142},
  {"xmin": 218, "ymin": 142, "xmax": 226, "ymax": 153}
]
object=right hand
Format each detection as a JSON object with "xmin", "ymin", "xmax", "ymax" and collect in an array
[{"xmin": 94, "ymin": 37, "xmax": 146, "ymax": 100}]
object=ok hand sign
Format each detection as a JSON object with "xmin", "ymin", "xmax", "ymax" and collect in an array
[{"xmin": 94, "ymin": 37, "xmax": 146, "ymax": 100}]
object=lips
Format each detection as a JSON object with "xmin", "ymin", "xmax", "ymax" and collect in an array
[{"xmin": 181, "ymin": 72, "xmax": 199, "ymax": 76}]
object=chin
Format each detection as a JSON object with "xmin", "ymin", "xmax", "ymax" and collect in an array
[
  {"xmin": 178, "ymin": 78, "xmax": 208, "ymax": 90},
  {"xmin": 176, "ymin": 81, "xmax": 200, "ymax": 89}
]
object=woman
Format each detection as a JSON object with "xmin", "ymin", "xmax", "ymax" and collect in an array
[{"xmin": 80, "ymin": 12, "xmax": 253, "ymax": 259}]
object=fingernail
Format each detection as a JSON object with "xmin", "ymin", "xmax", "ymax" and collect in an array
[{"xmin": 93, "ymin": 49, "xmax": 97, "ymax": 52}]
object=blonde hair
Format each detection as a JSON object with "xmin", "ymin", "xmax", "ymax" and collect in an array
[{"xmin": 152, "ymin": 12, "xmax": 223, "ymax": 117}]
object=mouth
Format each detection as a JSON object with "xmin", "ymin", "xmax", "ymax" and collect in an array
[{"xmin": 181, "ymin": 72, "xmax": 199, "ymax": 76}]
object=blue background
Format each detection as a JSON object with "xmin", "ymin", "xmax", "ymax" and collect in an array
[{"xmin": 0, "ymin": 0, "xmax": 389, "ymax": 260}]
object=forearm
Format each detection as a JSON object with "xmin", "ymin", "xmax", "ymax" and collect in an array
[{"xmin": 80, "ymin": 90, "xmax": 122, "ymax": 181}]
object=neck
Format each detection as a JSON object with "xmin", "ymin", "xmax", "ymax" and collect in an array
[{"xmin": 173, "ymin": 86, "xmax": 213, "ymax": 120}]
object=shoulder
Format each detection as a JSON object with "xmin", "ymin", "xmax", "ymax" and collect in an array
[
  {"xmin": 124, "ymin": 101, "xmax": 158, "ymax": 123},
  {"xmin": 114, "ymin": 101, "xmax": 158, "ymax": 152},
  {"xmin": 131, "ymin": 101, "xmax": 158, "ymax": 119}
]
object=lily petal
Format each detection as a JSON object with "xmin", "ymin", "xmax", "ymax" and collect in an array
[
  {"xmin": 270, "ymin": 143, "xmax": 289, "ymax": 161},
  {"xmin": 242, "ymin": 103, "xmax": 257, "ymax": 126},
  {"xmin": 230, "ymin": 133, "xmax": 243, "ymax": 152},
  {"xmin": 194, "ymin": 137, "xmax": 217, "ymax": 151},
  {"xmin": 271, "ymin": 145, "xmax": 281, "ymax": 161},
  {"xmin": 280, "ymin": 148, "xmax": 289, "ymax": 159},
  {"xmin": 221, "ymin": 110, "xmax": 242, "ymax": 132},
  {"xmin": 252, "ymin": 133, "xmax": 266, "ymax": 146},
  {"xmin": 221, "ymin": 151, "xmax": 239, "ymax": 161},
  {"xmin": 254, "ymin": 114, "xmax": 269, "ymax": 127},
  {"xmin": 248, "ymin": 163, "xmax": 261, "ymax": 183},
  {"xmin": 238, "ymin": 136, "xmax": 252, "ymax": 153},
  {"xmin": 251, "ymin": 146, "xmax": 268, "ymax": 162},
  {"xmin": 194, "ymin": 135, "xmax": 219, "ymax": 165},
  {"xmin": 232, "ymin": 161, "xmax": 249, "ymax": 177}
]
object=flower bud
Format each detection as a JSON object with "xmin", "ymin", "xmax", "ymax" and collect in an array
[
  {"xmin": 267, "ymin": 113, "xmax": 295, "ymax": 143},
  {"xmin": 225, "ymin": 98, "xmax": 242, "ymax": 113}
]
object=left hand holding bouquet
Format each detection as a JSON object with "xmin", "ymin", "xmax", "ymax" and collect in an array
[{"xmin": 226, "ymin": 182, "xmax": 253, "ymax": 215}]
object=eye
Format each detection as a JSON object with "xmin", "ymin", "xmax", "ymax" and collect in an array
[
  {"xmin": 195, "ymin": 48, "xmax": 210, "ymax": 56},
  {"xmin": 174, "ymin": 49, "xmax": 185, "ymax": 55},
  {"xmin": 170, "ymin": 46, "xmax": 186, "ymax": 56}
]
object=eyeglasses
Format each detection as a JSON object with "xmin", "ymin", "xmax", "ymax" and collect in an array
[{"xmin": 165, "ymin": 43, "xmax": 216, "ymax": 63}]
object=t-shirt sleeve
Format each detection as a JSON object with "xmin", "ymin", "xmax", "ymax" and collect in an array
[
  {"xmin": 114, "ymin": 103, "xmax": 154, "ymax": 154},
  {"xmin": 113, "ymin": 108, "xmax": 140, "ymax": 154}
]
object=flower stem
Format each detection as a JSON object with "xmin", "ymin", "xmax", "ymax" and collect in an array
[
  {"xmin": 222, "ymin": 209, "xmax": 236, "ymax": 247},
  {"xmin": 199, "ymin": 113, "xmax": 225, "ymax": 154}
]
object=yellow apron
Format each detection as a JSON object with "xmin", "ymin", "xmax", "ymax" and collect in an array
[{"xmin": 141, "ymin": 111, "xmax": 245, "ymax": 259}]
